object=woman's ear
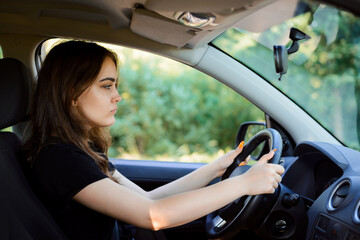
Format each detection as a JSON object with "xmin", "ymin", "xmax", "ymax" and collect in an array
[{"xmin": 72, "ymin": 100, "xmax": 78, "ymax": 107}]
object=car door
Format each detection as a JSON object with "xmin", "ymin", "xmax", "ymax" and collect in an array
[{"xmin": 111, "ymin": 159, "xmax": 207, "ymax": 239}]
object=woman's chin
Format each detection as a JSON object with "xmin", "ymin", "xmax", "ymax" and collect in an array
[{"xmin": 90, "ymin": 119, "xmax": 116, "ymax": 128}]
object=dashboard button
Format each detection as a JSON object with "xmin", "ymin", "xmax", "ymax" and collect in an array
[{"xmin": 317, "ymin": 216, "xmax": 330, "ymax": 232}]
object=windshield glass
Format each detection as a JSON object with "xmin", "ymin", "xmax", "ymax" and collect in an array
[{"xmin": 212, "ymin": 0, "xmax": 360, "ymax": 150}]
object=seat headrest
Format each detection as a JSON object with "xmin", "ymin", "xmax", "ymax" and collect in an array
[{"xmin": 0, "ymin": 58, "xmax": 32, "ymax": 129}]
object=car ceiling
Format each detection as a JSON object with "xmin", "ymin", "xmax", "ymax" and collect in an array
[
  {"xmin": 0, "ymin": 0, "xmax": 358, "ymax": 63},
  {"xmin": 0, "ymin": 0, "xmax": 294, "ymax": 49},
  {"xmin": 0, "ymin": 0, "xmax": 359, "ymax": 46}
]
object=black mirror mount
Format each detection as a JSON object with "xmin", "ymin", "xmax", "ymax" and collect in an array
[{"xmin": 273, "ymin": 28, "xmax": 311, "ymax": 80}]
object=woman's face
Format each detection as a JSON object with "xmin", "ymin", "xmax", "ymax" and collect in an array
[{"xmin": 76, "ymin": 57, "xmax": 121, "ymax": 128}]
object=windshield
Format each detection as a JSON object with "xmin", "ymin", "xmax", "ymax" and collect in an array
[{"xmin": 212, "ymin": 0, "xmax": 360, "ymax": 150}]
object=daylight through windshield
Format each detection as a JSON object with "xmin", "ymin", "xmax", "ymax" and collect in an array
[{"xmin": 213, "ymin": 0, "xmax": 360, "ymax": 150}]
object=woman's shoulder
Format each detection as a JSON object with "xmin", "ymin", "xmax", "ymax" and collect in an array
[
  {"xmin": 31, "ymin": 138, "xmax": 108, "ymax": 201},
  {"xmin": 40, "ymin": 138, "xmax": 85, "ymax": 156},
  {"xmin": 35, "ymin": 138, "xmax": 92, "ymax": 168}
]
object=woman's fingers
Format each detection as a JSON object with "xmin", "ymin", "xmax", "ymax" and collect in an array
[
  {"xmin": 274, "ymin": 172, "xmax": 282, "ymax": 183},
  {"xmin": 273, "ymin": 180, "xmax": 278, "ymax": 189},
  {"xmin": 233, "ymin": 141, "xmax": 244, "ymax": 156},
  {"xmin": 258, "ymin": 149, "xmax": 285, "ymax": 175},
  {"xmin": 257, "ymin": 149, "xmax": 276, "ymax": 164},
  {"xmin": 220, "ymin": 141, "xmax": 245, "ymax": 161},
  {"xmin": 244, "ymin": 156, "xmax": 285, "ymax": 195},
  {"xmin": 214, "ymin": 141, "xmax": 247, "ymax": 177},
  {"xmin": 223, "ymin": 141, "xmax": 245, "ymax": 164},
  {"xmin": 269, "ymin": 163, "xmax": 285, "ymax": 175}
]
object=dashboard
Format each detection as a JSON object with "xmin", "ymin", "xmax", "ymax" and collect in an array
[
  {"xmin": 282, "ymin": 152, "xmax": 343, "ymax": 201},
  {"xmin": 280, "ymin": 141, "xmax": 360, "ymax": 240}
]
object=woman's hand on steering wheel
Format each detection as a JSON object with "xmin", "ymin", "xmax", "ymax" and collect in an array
[
  {"xmin": 241, "ymin": 149, "xmax": 285, "ymax": 195},
  {"xmin": 206, "ymin": 128, "xmax": 285, "ymax": 239},
  {"xmin": 212, "ymin": 141, "xmax": 246, "ymax": 178}
]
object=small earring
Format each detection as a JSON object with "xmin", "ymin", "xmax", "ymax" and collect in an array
[{"xmin": 72, "ymin": 100, "xmax": 78, "ymax": 107}]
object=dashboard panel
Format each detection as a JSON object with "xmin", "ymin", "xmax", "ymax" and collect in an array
[
  {"xmin": 282, "ymin": 152, "xmax": 343, "ymax": 201},
  {"xmin": 314, "ymin": 159, "xmax": 342, "ymax": 199},
  {"xmin": 280, "ymin": 141, "xmax": 360, "ymax": 240}
]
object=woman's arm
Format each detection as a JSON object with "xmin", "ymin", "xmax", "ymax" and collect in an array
[
  {"xmin": 74, "ymin": 150, "xmax": 284, "ymax": 230},
  {"xmin": 112, "ymin": 142, "xmax": 246, "ymax": 200}
]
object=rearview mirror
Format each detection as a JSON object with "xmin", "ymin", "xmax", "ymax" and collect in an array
[
  {"xmin": 273, "ymin": 45, "xmax": 288, "ymax": 76},
  {"xmin": 273, "ymin": 27, "xmax": 310, "ymax": 80}
]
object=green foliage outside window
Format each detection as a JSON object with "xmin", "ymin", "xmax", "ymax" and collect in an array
[
  {"xmin": 1, "ymin": 127, "xmax": 12, "ymax": 132},
  {"xmin": 108, "ymin": 47, "xmax": 264, "ymax": 162},
  {"xmin": 213, "ymin": 4, "xmax": 360, "ymax": 150}
]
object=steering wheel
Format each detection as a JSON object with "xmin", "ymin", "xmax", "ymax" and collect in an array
[{"xmin": 206, "ymin": 128, "xmax": 283, "ymax": 239}]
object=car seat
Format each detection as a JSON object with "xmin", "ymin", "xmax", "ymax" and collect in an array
[{"xmin": 0, "ymin": 58, "xmax": 68, "ymax": 240}]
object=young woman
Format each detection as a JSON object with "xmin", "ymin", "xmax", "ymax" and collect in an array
[{"xmin": 23, "ymin": 40, "xmax": 284, "ymax": 240}]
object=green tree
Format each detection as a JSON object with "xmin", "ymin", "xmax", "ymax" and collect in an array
[
  {"xmin": 109, "ymin": 48, "xmax": 264, "ymax": 160},
  {"xmin": 213, "ymin": 4, "xmax": 360, "ymax": 149}
]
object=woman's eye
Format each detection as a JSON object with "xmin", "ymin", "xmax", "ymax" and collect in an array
[{"xmin": 103, "ymin": 84, "xmax": 112, "ymax": 89}]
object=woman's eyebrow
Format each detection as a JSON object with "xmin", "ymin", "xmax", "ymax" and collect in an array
[{"xmin": 99, "ymin": 77, "xmax": 116, "ymax": 82}]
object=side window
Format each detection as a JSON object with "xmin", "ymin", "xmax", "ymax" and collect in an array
[
  {"xmin": 110, "ymin": 48, "xmax": 264, "ymax": 163},
  {"xmin": 41, "ymin": 39, "xmax": 264, "ymax": 163}
]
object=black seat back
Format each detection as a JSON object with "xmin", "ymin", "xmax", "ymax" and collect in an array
[{"xmin": 0, "ymin": 58, "xmax": 68, "ymax": 240}]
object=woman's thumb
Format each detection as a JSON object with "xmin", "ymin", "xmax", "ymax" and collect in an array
[
  {"xmin": 258, "ymin": 149, "xmax": 277, "ymax": 163},
  {"xmin": 231, "ymin": 141, "xmax": 244, "ymax": 156}
]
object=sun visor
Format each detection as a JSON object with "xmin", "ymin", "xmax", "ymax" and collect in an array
[
  {"xmin": 130, "ymin": 0, "xmax": 277, "ymax": 48},
  {"xmin": 130, "ymin": 8, "xmax": 198, "ymax": 48},
  {"xmin": 145, "ymin": 0, "xmax": 267, "ymax": 12}
]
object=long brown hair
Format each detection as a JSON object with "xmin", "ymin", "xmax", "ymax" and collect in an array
[{"xmin": 23, "ymin": 40, "xmax": 118, "ymax": 182}]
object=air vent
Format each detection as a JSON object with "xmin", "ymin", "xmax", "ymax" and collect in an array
[
  {"xmin": 327, "ymin": 179, "xmax": 350, "ymax": 211},
  {"xmin": 354, "ymin": 200, "xmax": 360, "ymax": 224}
]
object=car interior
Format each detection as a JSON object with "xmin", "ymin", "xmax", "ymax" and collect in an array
[{"xmin": 1, "ymin": 0, "xmax": 360, "ymax": 239}]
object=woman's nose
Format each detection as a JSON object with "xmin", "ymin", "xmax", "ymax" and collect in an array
[{"xmin": 113, "ymin": 92, "xmax": 122, "ymax": 103}]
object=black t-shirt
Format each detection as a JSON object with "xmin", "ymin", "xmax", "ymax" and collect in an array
[{"xmin": 31, "ymin": 141, "xmax": 116, "ymax": 240}]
